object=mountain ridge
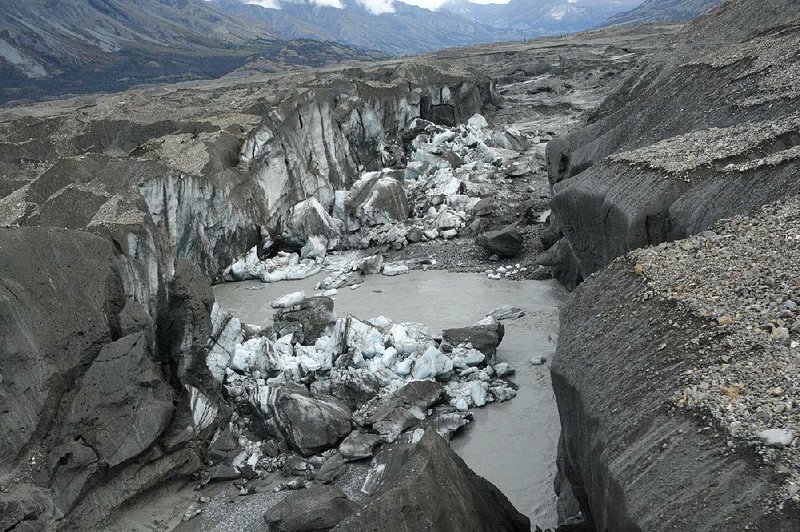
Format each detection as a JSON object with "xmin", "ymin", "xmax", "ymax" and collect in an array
[
  {"xmin": 0, "ymin": 0, "xmax": 384, "ymax": 105},
  {"xmin": 606, "ymin": 0, "xmax": 723, "ymax": 25}
]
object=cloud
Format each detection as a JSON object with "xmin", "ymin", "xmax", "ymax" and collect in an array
[
  {"xmin": 311, "ymin": 0, "xmax": 345, "ymax": 7},
  {"xmin": 245, "ymin": 0, "xmax": 281, "ymax": 8},
  {"xmin": 244, "ymin": 0, "xmax": 345, "ymax": 9},
  {"xmin": 357, "ymin": 0, "xmax": 396, "ymax": 15}
]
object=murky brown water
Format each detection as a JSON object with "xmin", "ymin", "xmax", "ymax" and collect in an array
[{"xmin": 213, "ymin": 271, "xmax": 566, "ymax": 527}]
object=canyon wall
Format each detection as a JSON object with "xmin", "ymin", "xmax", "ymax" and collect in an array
[
  {"xmin": 547, "ymin": 0, "xmax": 800, "ymax": 528},
  {"xmin": 0, "ymin": 60, "xmax": 498, "ymax": 529}
]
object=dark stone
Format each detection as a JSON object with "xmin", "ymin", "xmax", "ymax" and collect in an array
[
  {"xmin": 540, "ymin": 224, "xmax": 561, "ymax": 251},
  {"xmin": 207, "ymin": 426, "xmax": 238, "ymax": 464},
  {"xmin": 442, "ymin": 322, "xmax": 505, "ymax": 358},
  {"xmin": 282, "ymin": 456, "xmax": 315, "ymax": 479},
  {"xmin": 472, "ymin": 197, "xmax": 496, "ymax": 217},
  {"xmin": 464, "ymin": 217, "xmax": 492, "ymax": 236},
  {"xmin": 315, "ymin": 453, "xmax": 345, "ymax": 484},
  {"xmin": 332, "ymin": 431, "xmax": 529, "ymax": 531},
  {"xmin": 273, "ymin": 297, "xmax": 336, "ymax": 345},
  {"xmin": 264, "ymin": 485, "xmax": 358, "ymax": 532},
  {"xmin": 536, "ymin": 238, "xmax": 583, "ymax": 290},
  {"xmin": 159, "ymin": 259, "xmax": 214, "ymax": 387},
  {"xmin": 261, "ymin": 384, "xmax": 353, "ymax": 457},
  {"xmin": 339, "ymin": 431, "xmax": 382, "ymax": 461},
  {"xmin": 406, "ymin": 227, "xmax": 424, "ymax": 243},
  {"xmin": 476, "ymin": 226, "xmax": 523, "ymax": 258},
  {"xmin": 353, "ymin": 381, "xmax": 443, "ymax": 442},
  {"xmin": 208, "ymin": 463, "xmax": 241, "ymax": 483}
]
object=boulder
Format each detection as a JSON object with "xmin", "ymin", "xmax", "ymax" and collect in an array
[
  {"xmin": 434, "ymin": 209, "xmax": 463, "ymax": 230},
  {"xmin": 311, "ymin": 369, "xmax": 383, "ymax": 411},
  {"xmin": 300, "ymin": 236, "xmax": 328, "ymax": 260},
  {"xmin": 264, "ymin": 485, "xmax": 358, "ymax": 532},
  {"xmin": 471, "ymin": 197, "xmax": 496, "ymax": 218},
  {"xmin": 273, "ymin": 296, "xmax": 336, "ymax": 345},
  {"xmin": 339, "ymin": 431, "xmax": 382, "ymax": 461},
  {"xmin": 442, "ymin": 321, "xmax": 505, "ymax": 358},
  {"xmin": 353, "ymin": 381, "xmax": 443, "ymax": 442},
  {"xmin": 346, "ymin": 170, "xmax": 409, "ymax": 226},
  {"xmin": 257, "ymin": 384, "xmax": 352, "ymax": 457},
  {"xmin": 406, "ymin": 227, "xmax": 424, "ymax": 243},
  {"xmin": 476, "ymin": 226, "xmax": 523, "ymax": 258},
  {"xmin": 382, "ymin": 262, "xmax": 409, "ymax": 276},
  {"xmin": 354, "ymin": 254, "xmax": 383, "ymax": 275},
  {"xmin": 332, "ymin": 431, "xmax": 529, "ymax": 531},
  {"xmin": 283, "ymin": 197, "xmax": 342, "ymax": 249}
]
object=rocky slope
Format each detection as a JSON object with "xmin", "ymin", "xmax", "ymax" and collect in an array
[
  {"xmin": 607, "ymin": 0, "xmax": 722, "ymax": 25},
  {"xmin": 545, "ymin": 0, "xmax": 800, "ymax": 528},
  {"xmin": 542, "ymin": 0, "xmax": 800, "ymax": 287},
  {"xmin": 441, "ymin": 0, "xmax": 641, "ymax": 33},
  {"xmin": 0, "ymin": 0, "xmax": 384, "ymax": 105},
  {"xmin": 553, "ymin": 198, "xmax": 800, "ymax": 529}
]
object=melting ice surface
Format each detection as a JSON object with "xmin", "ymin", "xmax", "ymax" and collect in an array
[{"xmin": 213, "ymin": 270, "xmax": 566, "ymax": 527}]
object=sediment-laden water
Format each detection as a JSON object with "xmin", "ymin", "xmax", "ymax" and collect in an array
[{"xmin": 213, "ymin": 270, "xmax": 565, "ymax": 527}]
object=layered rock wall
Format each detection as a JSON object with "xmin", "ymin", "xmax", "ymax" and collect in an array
[
  {"xmin": 547, "ymin": 1, "xmax": 800, "ymax": 528},
  {"xmin": 543, "ymin": 0, "xmax": 800, "ymax": 286}
]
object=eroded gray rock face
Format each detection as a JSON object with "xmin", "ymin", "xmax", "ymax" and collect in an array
[
  {"xmin": 545, "ymin": 3, "xmax": 800, "ymax": 528},
  {"xmin": 55, "ymin": 332, "xmax": 174, "ymax": 501},
  {"xmin": 332, "ymin": 431, "xmax": 530, "ymax": 531},
  {"xmin": 545, "ymin": 0, "xmax": 800, "ymax": 286},
  {"xmin": 552, "ymin": 255, "xmax": 800, "ymax": 530},
  {"xmin": 0, "ymin": 60, "xmax": 498, "ymax": 287},
  {"xmin": 0, "ymin": 228, "xmax": 213, "ymax": 527}
]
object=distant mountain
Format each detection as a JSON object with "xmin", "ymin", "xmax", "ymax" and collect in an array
[
  {"xmin": 439, "ymin": 0, "xmax": 642, "ymax": 33},
  {"xmin": 211, "ymin": 0, "xmax": 535, "ymax": 56},
  {"xmin": 606, "ymin": 0, "xmax": 723, "ymax": 25},
  {"xmin": 212, "ymin": 0, "xmax": 645, "ymax": 55},
  {"xmin": 0, "ymin": 0, "xmax": 383, "ymax": 105}
]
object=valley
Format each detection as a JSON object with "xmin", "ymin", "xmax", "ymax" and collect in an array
[{"xmin": 1, "ymin": 1, "xmax": 799, "ymax": 531}]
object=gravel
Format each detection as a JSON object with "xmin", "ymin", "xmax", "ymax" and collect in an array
[{"xmin": 630, "ymin": 196, "xmax": 800, "ymax": 493}]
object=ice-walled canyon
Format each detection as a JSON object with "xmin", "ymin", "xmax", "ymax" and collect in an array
[{"xmin": 3, "ymin": 1, "xmax": 800, "ymax": 530}]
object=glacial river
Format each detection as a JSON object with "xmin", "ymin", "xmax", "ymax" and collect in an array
[{"xmin": 213, "ymin": 270, "xmax": 566, "ymax": 527}]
